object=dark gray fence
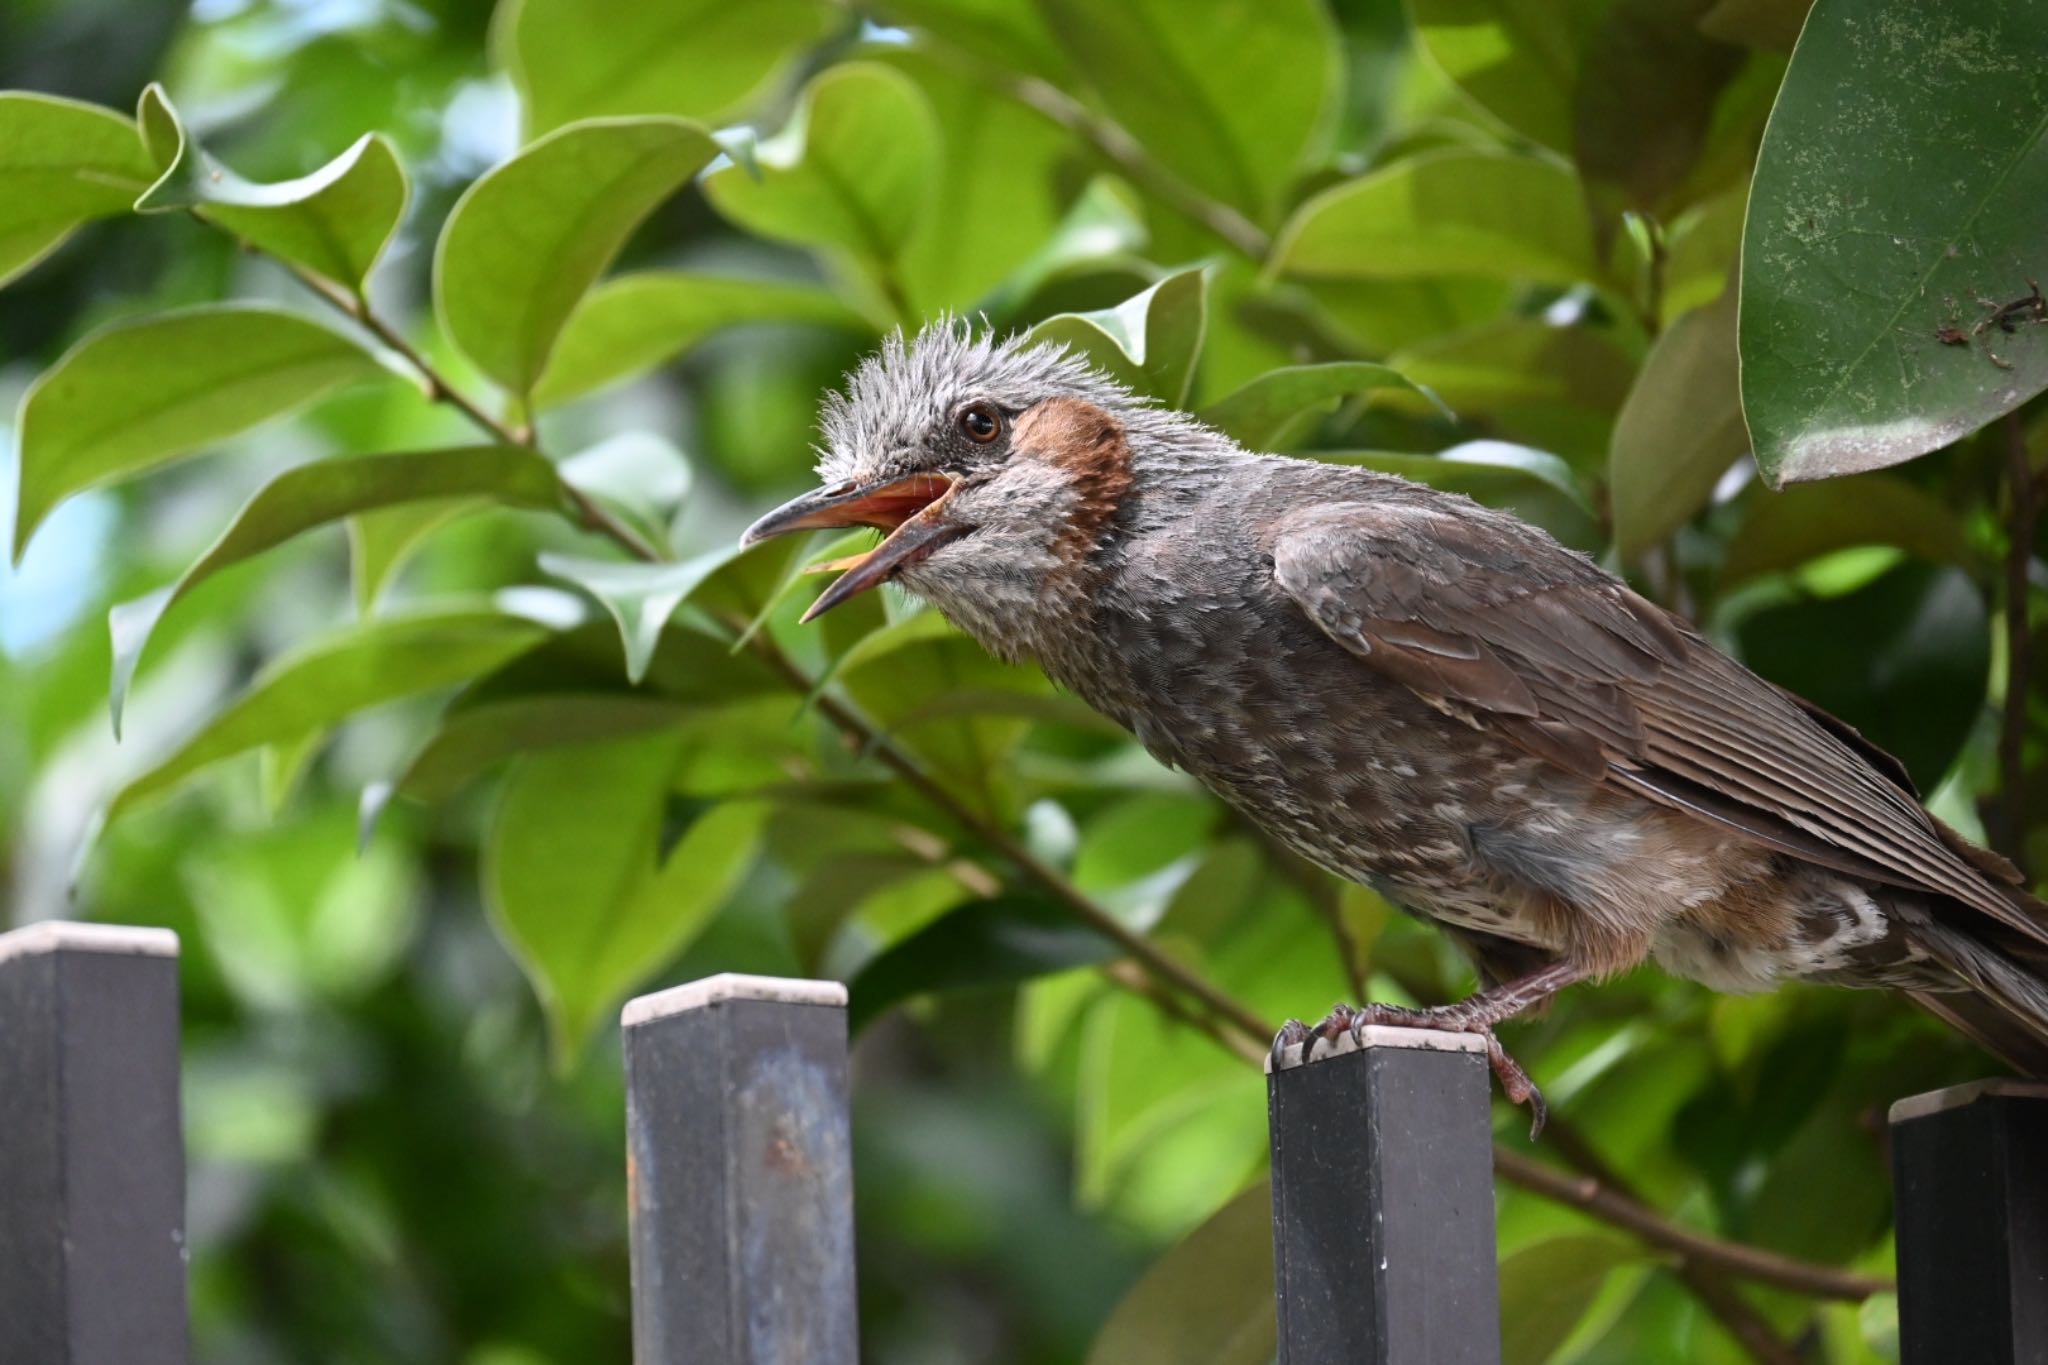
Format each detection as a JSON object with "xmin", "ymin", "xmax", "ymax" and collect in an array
[{"xmin": 5, "ymin": 919, "xmax": 2045, "ymax": 1364}]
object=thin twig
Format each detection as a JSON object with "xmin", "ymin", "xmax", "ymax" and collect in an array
[{"xmin": 1997, "ymin": 413, "xmax": 2035, "ymax": 876}]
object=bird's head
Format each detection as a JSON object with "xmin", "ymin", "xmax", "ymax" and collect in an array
[{"xmin": 741, "ymin": 321, "xmax": 1155, "ymax": 655}]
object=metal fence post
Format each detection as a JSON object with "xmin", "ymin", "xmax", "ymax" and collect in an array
[
  {"xmin": 1890, "ymin": 1079, "xmax": 2048, "ymax": 1365},
  {"xmin": 622, "ymin": 972, "xmax": 859, "ymax": 1365},
  {"xmin": 0, "ymin": 921, "xmax": 187, "ymax": 1365},
  {"xmin": 1267, "ymin": 1024, "xmax": 1502, "ymax": 1365}
]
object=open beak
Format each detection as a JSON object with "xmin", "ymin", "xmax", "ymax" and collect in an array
[{"xmin": 740, "ymin": 472, "xmax": 969, "ymax": 622}]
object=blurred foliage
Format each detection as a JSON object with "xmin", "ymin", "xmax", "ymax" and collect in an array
[{"xmin": 3, "ymin": 0, "xmax": 2045, "ymax": 1361}]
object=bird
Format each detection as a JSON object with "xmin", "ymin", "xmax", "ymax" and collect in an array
[{"xmin": 741, "ymin": 322, "xmax": 2048, "ymax": 1129}]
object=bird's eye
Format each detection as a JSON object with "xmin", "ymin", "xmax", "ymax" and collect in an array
[{"xmin": 958, "ymin": 402, "xmax": 1002, "ymax": 443}]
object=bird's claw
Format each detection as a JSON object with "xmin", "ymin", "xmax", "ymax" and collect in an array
[{"xmin": 1276, "ymin": 1000, "xmax": 1550, "ymax": 1140}]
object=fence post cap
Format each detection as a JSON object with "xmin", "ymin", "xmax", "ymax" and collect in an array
[
  {"xmin": 623, "ymin": 972, "xmax": 848, "ymax": 1026},
  {"xmin": 1266, "ymin": 1023, "xmax": 1487, "ymax": 1074},
  {"xmin": 1888, "ymin": 1077, "xmax": 2048, "ymax": 1124},
  {"xmin": 0, "ymin": 920, "xmax": 179, "ymax": 967}
]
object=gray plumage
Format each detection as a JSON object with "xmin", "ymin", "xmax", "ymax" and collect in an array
[{"xmin": 768, "ymin": 322, "xmax": 2048, "ymax": 1078}]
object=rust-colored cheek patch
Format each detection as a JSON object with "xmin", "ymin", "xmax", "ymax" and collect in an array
[{"xmin": 1012, "ymin": 396, "xmax": 1134, "ymax": 568}]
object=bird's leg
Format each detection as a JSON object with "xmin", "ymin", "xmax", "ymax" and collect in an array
[{"xmin": 1271, "ymin": 961, "xmax": 1586, "ymax": 1138}]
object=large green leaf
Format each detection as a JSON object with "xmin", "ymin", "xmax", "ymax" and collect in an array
[
  {"xmin": 539, "ymin": 544, "xmax": 753, "ymax": 684},
  {"xmin": 1037, "ymin": 0, "xmax": 1339, "ymax": 223},
  {"xmin": 134, "ymin": 84, "xmax": 408, "ymax": 294},
  {"xmin": 484, "ymin": 734, "xmax": 765, "ymax": 1066},
  {"xmin": 1271, "ymin": 151, "xmax": 1608, "ymax": 291},
  {"xmin": 847, "ymin": 895, "xmax": 1117, "ymax": 1033},
  {"xmin": 1197, "ymin": 361, "xmax": 1445, "ymax": 450},
  {"xmin": 1735, "ymin": 561, "xmax": 1990, "ymax": 790},
  {"xmin": 382, "ymin": 693, "xmax": 687, "ymax": 810},
  {"xmin": 1608, "ymin": 288, "xmax": 1746, "ymax": 559},
  {"xmin": 1385, "ymin": 319, "xmax": 1640, "ymax": 468},
  {"xmin": 435, "ymin": 117, "xmax": 718, "ymax": 396},
  {"xmin": 110, "ymin": 609, "xmax": 550, "ymax": 820},
  {"xmin": 0, "ymin": 92, "xmax": 156, "ymax": 288},
  {"xmin": 1498, "ymin": 1236, "xmax": 1646, "ymax": 1365},
  {"xmin": 13, "ymin": 305, "xmax": 386, "ymax": 561},
  {"xmin": 1084, "ymin": 1182, "xmax": 1274, "ymax": 1365},
  {"xmin": 532, "ymin": 270, "xmax": 861, "ymax": 409},
  {"xmin": 108, "ymin": 447, "xmax": 565, "ymax": 733},
  {"xmin": 1025, "ymin": 267, "xmax": 1208, "ymax": 407},
  {"xmin": 702, "ymin": 63, "xmax": 937, "ymax": 284},
  {"xmin": 1739, "ymin": 0, "xmax": 2048, "ymax": 484},
  {"xmin": 872, "ymin": 0, "xmax": 1074, "ymax": 87},
  {"xmin": 1407, "ymin": 0, "xmax": 1608, "ymax": 153},
  {"xmin": 497, "ymin": 0, "xmax": 832, "ymax": 136}
]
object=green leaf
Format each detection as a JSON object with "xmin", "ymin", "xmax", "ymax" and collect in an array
[
  {"xmin": 1498, "ymin": 1236, "xmax": 1646, "ymax": 1365},
  {"xmin": 1735, "ymin": 561, "xmax": 1989, "ymax": 790},
  {"xmin": 1037, "ymin": 0, "xmax": 1340, "ymax": 223},
  {"xmin": 435, "ymin": 117, "xmax": 719, "ymax": 396},
  {"xmin": 13, "ymin": 305, "xmax": 386, "ymax": 561},
  {"xmin": 0, "ymin": 92, "xmax": 157, "ymax": 288},
  {"xmin": 533, "ymin": 270, "xmax": 861, "ymax": 409},
  {"xmin": 1738, "ymin": 0, "xmax": 2048, "ymax": 484},
  {"xmin": 1085, "ymin": 1180, "xmax": 1275, "ymax": 1365},
  {"xmin": 847, "ymin": 895, "xmax": 1116, "ymax": 1033},
  {"xmin": 384, "ymin": 693, "xmax": 687, "ymax": 808},
  {"xmin": 1325, "ymin": 443, "xmax": 1602, "ymax": 550},
  {"xmin": 539, "ymin": 544, "xmax": 751, "ymax": 684},
  {"xmin": 702, "ymin": 63, "xmax": 937, "ymax": 279},
  {"xmin": 1719, "ymin": 472, "xmax": 1972, "ymax": 590},
  {"xmin": 496, "ymin": 0, "xmax": 832, "ymax": 137},
  {"xmin": 108, "ymin": 446, "xmax": 565, "ymax": 734},
  {"xmin": 484, "ymin": 734, "xmax": 765, "ymax": 1067},
  {"xmin": 1699, "ymin": 0, "xmax": 1814, "ymax": 51},
  {"xmin": 1025, "ymin": 267, "xmax": 1208, "ymax": 407},
  {"xmin": 1608, "ymin": 289, "xmax": 1746, "ymax": 559},
  {"xmin": 1271, "ymin": 151, "xmax": 1608, "ymax": 291},
  {"xmin": 1407, "ymin": 0, "xmax": 1605, "ymax": 153},
  {"xmin": 350, "ymin": 501, "xmax": 480, "ymax": 613},
  {"xmin": 134, "ymin": 84, "xmax": 408, "ymax": 294},
  {"xmin": 1386, "ymin": 319, "xmax": 1639, "ymax": 468},
  {"xmin": 110, "ymin": 609, "xmax": 550, "ymax": 821},
  {"xmin": 871, "ymin": 0, "xmax": 1075, "ymax": 87},
  {"xmin": 1197, "ymin": 361, "xmax": 1445, "ymax": 450}
]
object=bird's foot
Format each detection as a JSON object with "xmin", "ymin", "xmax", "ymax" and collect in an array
[{"xmin": 1270, "ymin": 1000, "xmax": 1549, "ymax": 1139}]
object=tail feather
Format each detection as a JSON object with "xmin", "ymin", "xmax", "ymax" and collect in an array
[{"xmin": 1905, "ymin": 913, "xmax": 2048, "ymax": 1078}]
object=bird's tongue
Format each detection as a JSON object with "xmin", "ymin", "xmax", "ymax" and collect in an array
[{"xmin": 799, "ymin": 493, "xmax": 969, "ymax": 622}]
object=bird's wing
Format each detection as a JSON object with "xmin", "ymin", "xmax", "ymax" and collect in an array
[{"xmin": 1270, "ymin": 499, "xmax": 2047, "ymax": 944}]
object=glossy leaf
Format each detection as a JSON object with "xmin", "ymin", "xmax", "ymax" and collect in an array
[
  {"xmin": 1407, "ymin": 0, "xmax": 1603, "ymax": 153},
  {"xmin": 13, "ymin": 305, "xmax": 386, "ymax": 560},
  {"xmin": 383, "ymin": 693, "xmax": 686, "ymax": 810},
  {"xmin": 1026, "ymin": 268, "xmax": 1208, "ymax": 407},
  {"xmin": 1271, "ymin": 151, "xmax": 1608, "ymax": 292},
  {"xmin": 497, "ymin": 0, "xmax": 831, "ymax": 136},
  {"xmin": 1736, "ymin": 561, "xmax": 1990, "ymax": 791},
  {"xmin": 848, "ymin": 895, "xmax": 1116, "ymax": 1033},
  {"xmin": 108, "ymin": 447, "xmax": 564, "ymax": 733},
  {"xmin": 1609, "ymin": 289, "xmax": 1746, "ymax": 559},
  {"xmin": 1498, "ymin": 1237, "xmax": 1646, "ymax": 1365},
  {"xmin": 533, "ymin": 270, "xmax": 860, "ymax": 409},
  {"xmin": 0, "ymin": 92, "xmax": 156, "ymax": 288},
  {"xmin": 1197, "ymin": 361, "xmax": 1445, "ymax": 450},
  {"xmin": 540, "ymin": 545, "xmax": 751, "ymax": 683},
  {"xmin": 1084, "ymin": 1179, "xmax": 1274, "ymax": 1365},
  {"xmin": 872, "ymin": 0, "xmax": 1074, "ymax": 86},
  {"xmin": 485, "ymin": 734, "xmax": 765, "ymax": 1065},
  {"xmin": 110, "ymin": 609, "xmax": 550, "ymax": 820},
  {"xmin": 435, "ymin": 117, "xmax": 719, "ymax": 396},
  {"xmin": 134, "ymin": 84, "xmax": 407, "ymax": 293},
  {"xmin": 702, "ymin": 63, "xmax": 937, "ymax": 274},
  {"xmin": 1386, "ymin": 319, "xmax": 1640, "ymax": 467},
  {"xmin": 1739, "ymin": 0, "xmax": 2048, "ymax": 484},
  {"xmin": 350, "ymin": 502, "xmax": 479, "ymax": 613}
]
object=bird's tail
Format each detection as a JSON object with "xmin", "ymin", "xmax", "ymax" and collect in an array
[{"xmin": 1905, "ymin": 915, "xmax": 2048, "ymax": 1079}]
